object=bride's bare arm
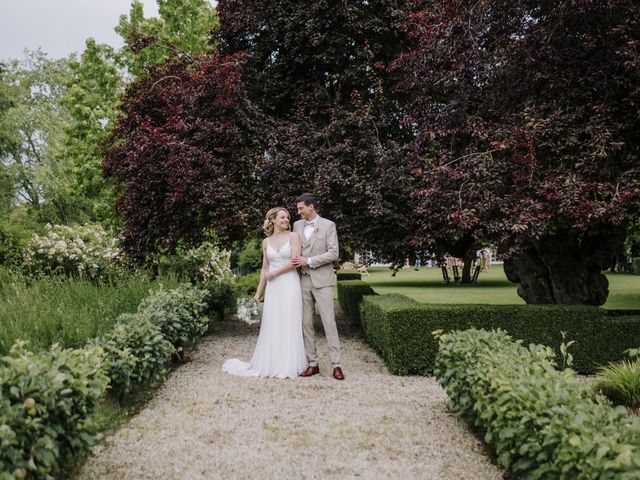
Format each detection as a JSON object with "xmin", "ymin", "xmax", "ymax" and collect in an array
[
  {"xmin": 254, "ymin": 239, "xmax": 269, "ymax": 302},
  {"xmin": 267, "ymin": 233, "xmax": 301, "ymax": 280}
]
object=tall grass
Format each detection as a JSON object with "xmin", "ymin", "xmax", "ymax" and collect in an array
[
  {"xmin": 0, "ymin": 268, "xmax": 181, "ymax": 355},
  {"xmin": 595, "ymin": 358, "xmax": 640, "ymax": 410}
]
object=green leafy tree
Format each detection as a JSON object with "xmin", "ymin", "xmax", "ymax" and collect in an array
[
  {"xmin": 116, "ymin": 0, "xmax": 218, "ymax": 78},
  {"xmin": 0, "ymin": 51, "xmax": 71, "ymax": 218},
  {"xmin": 55, "ymin": 38, "xmax": 122, "ymax": 224},
  {"xmin": 0, "ymin": 63, "xmax": 18, "ymax": 213}
]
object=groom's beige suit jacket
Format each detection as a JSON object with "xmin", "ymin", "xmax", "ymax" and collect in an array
[{"xmin": 293, "ymin": 216, "xmax": 339, "ymax": 288}]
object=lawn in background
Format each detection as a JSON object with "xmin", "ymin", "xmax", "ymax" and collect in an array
[{"xmin": 361, "ymin": 265, "xmax": 640, "ymax": 309}]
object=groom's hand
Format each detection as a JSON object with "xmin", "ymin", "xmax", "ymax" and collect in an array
[{"xmin": 291, "ymin": 255, "xmax": 308, "ymax": 267}]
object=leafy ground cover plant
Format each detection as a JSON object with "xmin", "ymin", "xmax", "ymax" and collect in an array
[{"xmin": 434, "ymin": 328, "xmax": 640, "ymax": 478}]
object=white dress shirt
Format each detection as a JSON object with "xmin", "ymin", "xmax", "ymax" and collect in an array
[{"xmin": 303, "ymin": 216, "xmax": 318, "ymax": 267}]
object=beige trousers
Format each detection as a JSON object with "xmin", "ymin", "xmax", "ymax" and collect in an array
[{"xmin": 300, "ymin": 274, "xmax": 341, "ymax": 367}]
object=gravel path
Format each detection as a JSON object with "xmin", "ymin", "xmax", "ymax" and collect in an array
[{"xmin": 79, "ymin": 315, "xmax": 502, "ymax": 480}]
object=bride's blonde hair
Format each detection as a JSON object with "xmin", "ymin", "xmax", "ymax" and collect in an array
[{"xmin": 263, "ymin": 207, "xmax": 290, "ymax": 237}]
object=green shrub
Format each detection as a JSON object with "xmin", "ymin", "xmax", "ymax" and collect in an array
[
  {"xmin": 336, "ymin": 280, "xmax": 375, "ymax": 327},
  {"xmin": 234, "ymin": 271, "xmax": 260, "ymax": 296},
  {"xmin": 237, "ymin": 238, "xmax": 262, "ymax": 272},
  {"xmin": 336, "ymin": 271, "xmax": 362, "ymax": 281},
  {"xmin": 202, "ymin": 280, "xmax": 236, "ymax": 322},
  {"xmin": 138, "ymin": 284, "xmax": 209, "ymax": 350},
  {"xmin": 595, "ymin": 358, "xmax": 640, "ymax": 409},
  {"xmin": 360, "ymin": 294, "xmax": 640, "ymax": 375},
  {"xmin": 434, "ymin": 329, "xmax": 640, "ymax": 478},
  {"xmin": 100, "ymin": 314, "xmax": 174, "ymax": 398},
  {"xmin": 0, "ymin": 342, "xmax": 108, "ymax": 478},
  {"xmin": 0, "ymin": 221, "xmax": 29, "ymax": 268}
]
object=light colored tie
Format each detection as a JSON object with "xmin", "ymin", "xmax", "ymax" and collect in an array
[{"xmin": 304, "ymin": 224, "xmax": 313, "ymax": 241}]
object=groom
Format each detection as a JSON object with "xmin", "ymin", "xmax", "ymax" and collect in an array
[{"xmin": 291, "ymin": 193, "xmax": 344, "ymax": 380}]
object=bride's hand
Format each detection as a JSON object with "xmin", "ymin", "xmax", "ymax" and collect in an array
[
  {"xmin": 253, "ymin": 293, "xmax": 261, "ymax": 304},
  {"xmin": 266, "ymin": 272, "xmax": 275, "ymax": 281}
]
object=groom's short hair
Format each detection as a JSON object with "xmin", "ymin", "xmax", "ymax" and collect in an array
[{"xmin": 296, "ymin": 193, "xmax": 319, "ymax": 208}]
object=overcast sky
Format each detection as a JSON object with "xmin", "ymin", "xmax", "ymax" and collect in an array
[{"xmin": 0, "ymin": 0, "xmax": 161, "ymax": 61}]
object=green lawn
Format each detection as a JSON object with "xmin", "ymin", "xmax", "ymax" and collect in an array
[{"xmin": 360, "ymin": 265, "xmax": 640, "ymax": 309}]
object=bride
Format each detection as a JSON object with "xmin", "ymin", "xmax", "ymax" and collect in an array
[{"xmin": 223, "ymin": 207, "xmax": 307, "ymax": 378}]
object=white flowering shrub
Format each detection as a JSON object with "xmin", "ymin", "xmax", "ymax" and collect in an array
[
  {"xmin": 181, "ymin": 241, "xmax": 234, "ymax": 284},
  {"xmin": 23, "ymin": 224, "xmax": 125, "ymax": 281}
]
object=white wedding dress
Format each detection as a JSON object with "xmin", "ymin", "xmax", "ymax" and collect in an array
[{"xmin": 223, "ymin": 239, "xmax": 307, "ymax": 379}]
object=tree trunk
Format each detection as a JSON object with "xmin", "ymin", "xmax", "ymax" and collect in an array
[
  {"xmin": 503, "ymin": 228, "xmax": 624, "ymax": 305},
  {"xmin": 461, "ymin": 255, "xmax": 474, "ymax": 283}
]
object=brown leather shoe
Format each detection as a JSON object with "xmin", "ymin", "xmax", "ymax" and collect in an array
[
  {"xmin": 300, "ymin": 365, "xmax": 320, "ymax": 377},
  {"xmin": 333, "ymin": 367, "xmax": 345, "ymax": 380}
]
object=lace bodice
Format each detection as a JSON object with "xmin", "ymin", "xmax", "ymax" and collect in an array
[{"xmin": 267, "ymin": 239, "xmax": 291, "ymax": 271}]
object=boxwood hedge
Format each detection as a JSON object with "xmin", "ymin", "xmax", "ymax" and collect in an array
[
  {"xmin": 337, "ymin": 280, "xmax": 375, "ymax": 327},
  {"xmin": 360, "ymin": 294, "xmax": 640, "ymax": 375}
]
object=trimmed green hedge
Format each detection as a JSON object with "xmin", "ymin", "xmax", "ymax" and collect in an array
[
  {"xmin": 337, "ymin": 280, "xmax": 375, "ymax": 327},
  {"xmin": 336, "ymin": 271, "xmax": 362, "ymax": 281},
  {"xmin": 360, "ymin": 294, "xmax": 640, "ymax": 375},
  {"xmin": 435, "ymin": 329, "xmax": 640, "ymax": 478}
]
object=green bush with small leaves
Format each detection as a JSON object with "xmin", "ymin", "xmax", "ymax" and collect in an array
[
  {"xmin": 138, "ymin": 284, "xmax": 209, "ymax": 350},
  {"xmin": 202, "ymin": 281, "xmax": 236, "ymax": 321},
  {"xmin": 237, "ymin": 238, "xmax": 262, "ymax": 272},
  {"xmin": 0, "ymin": 342, "xmax": 109, "ymax": 478},
  {"xmin": 336, "ymin": 280, "xmax": 375, "ymax": 327},
  {"xmin": 234, "ymin": 272, "xmax": 260, "ymax": 296},
  {"xmin": 100, "ymin": 313, "xmax": 175, "ymax": 398},
  {"xmin": 360, "ymin": 294, "xmax": 640, "ymax": 375},
  {"xmin": 435, "ymin": 328, "xmax": 640, "ymax": 478}
]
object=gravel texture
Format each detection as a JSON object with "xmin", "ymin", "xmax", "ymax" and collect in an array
[{"xmin": 78, "ymin": 314, "xmax": 503, "ymax": 480}]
